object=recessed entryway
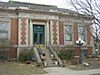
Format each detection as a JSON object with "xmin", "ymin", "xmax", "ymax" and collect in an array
[{"xmin": 33, "ymin": 25, "xmax": 45, "ymax": 48}]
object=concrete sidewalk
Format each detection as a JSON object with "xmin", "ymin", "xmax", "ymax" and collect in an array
[{"xmin": 35, "ymin": 67, "xmax": 100, "ymax": 75}]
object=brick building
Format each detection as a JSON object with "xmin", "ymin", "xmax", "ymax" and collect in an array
[{"xmin": 0, "ymin": 1, "xmax": 94, "ymax": 59}]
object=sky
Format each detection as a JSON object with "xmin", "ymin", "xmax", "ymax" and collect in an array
[{"xmin": 0, "ymin": 0, "xmax": 72, "ymax": 9}]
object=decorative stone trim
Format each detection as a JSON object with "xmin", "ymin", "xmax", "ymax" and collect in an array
[
  {"xmin": 46, "ymin": 21, "xmax": 50, "ymax": 46},
  {"xmin": 18, "ymin": 18, "xmax": 27, "ymax": 45},
  {"xmin": 21, "ymin": 18, "xmax": 26, "ymax": 45},
  {"xmin": 52, "ymin": 20, "xmax": 57, "ymax": 44},
  {"xmin": 18, "ymin": 18, "xmax": 21, "ymax": 45},
  {"xmin": 30, "ymin": 20, "xmax": 33, "ymax": 45},
  {"xmin": 19, "ymin": 13, "xmax": 59, "ymax": 20},
  {"xmin": 25, "ymin": 19, "xmax": 28, "ymax": 45},
  {"xmin": 56, "ymin": 21, "xmax": 59, "ymax": 45}
]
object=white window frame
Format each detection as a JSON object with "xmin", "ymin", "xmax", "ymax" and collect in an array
[
  {"xmin": 64, "ymin": 25, "xmax": 72, "ymax": 41},
  {"xmin": 78, "ymin": 25, "xmax": 85, "ymax": 41},
  {"xmin": 64, "ymin": 24, "xmax": 73, "ymax": 46}
]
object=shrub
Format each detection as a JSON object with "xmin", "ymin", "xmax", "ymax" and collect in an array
[
  {"xmin": 19, "ymin": 48, "xmax": 35, "ymax": 62},
  {"xmin": 58, "ymin": 50, "xmax": 73, "ymax": 61}
]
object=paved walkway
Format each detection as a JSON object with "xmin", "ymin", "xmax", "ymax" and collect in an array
[{"xmin": 35, "ymin": 67, "xmax": 100, "ymax": 75}]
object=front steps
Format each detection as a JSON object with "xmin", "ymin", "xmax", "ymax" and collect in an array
[
  {"xmin": 43, "ymin": 60, "xmax": 59, "ymax": 67},
  {"xmin": 41, "ymin": 48, "xmax": 59, "ymax": 67}
]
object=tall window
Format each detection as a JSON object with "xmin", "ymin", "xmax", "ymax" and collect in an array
[
  {"xmin": 0, "ymin": 22, "xmax": 8, "ymax": 39},
  {"xmin": 64, "ymin": 25, "xmax": 72, "ymax": 41},
  {"xmin": 78, "ymin": 26, "xmax": 85, "ymax": 40}
]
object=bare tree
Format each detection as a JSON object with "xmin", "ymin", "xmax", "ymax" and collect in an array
[{"xmin": 67, "ymin": 0, "xmax": 100, "ymax": 51}]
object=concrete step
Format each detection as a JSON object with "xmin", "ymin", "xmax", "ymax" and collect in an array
[
  {"xmin": 41, "ymin": 49, "xmax": 52, "ymax": 60},
  {"xmin": 43, "ymin": 60, "xmax": 59, "ymax": 67},
  {"xmin": 41, "ymin": 48, "xmax": 59, "ymax": 67}
]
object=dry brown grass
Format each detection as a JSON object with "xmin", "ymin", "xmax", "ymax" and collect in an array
[
  {"xmin": 67, "ymin": 58, "xmax": 100, "ymax": 70},
  {"xmin": 0, "ymin": 62, "xmax": 46, "ymax": 75}
]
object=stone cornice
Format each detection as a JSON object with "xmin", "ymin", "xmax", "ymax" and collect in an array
[{"xmin": 0, "ymin": 8, "xmax": 92, "ymax": 22}]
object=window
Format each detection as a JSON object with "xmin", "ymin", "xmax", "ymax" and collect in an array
[
  {"xmin": 0, "ymin": 22, "xmax": 8, "ymax": 39},
  {"xmin": 78, "ymin": 26, "xmax": 85, "ymax": 40},
  {"xmin": 64, "ymin": 25, "xmax": 72, "ymax": 41}
]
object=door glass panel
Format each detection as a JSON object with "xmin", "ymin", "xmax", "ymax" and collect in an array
[
  {"xmin": 39, "ymin": 33, "xmax": 43, "ymax": 44},
  {"xmin": 33, "ymin": 33, "xmax": 38, "ymax": 44},
  {"xmin": 33, "ymin": 25, "xmax": 45, "ymax": 45}
]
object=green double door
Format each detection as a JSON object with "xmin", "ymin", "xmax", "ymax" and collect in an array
[{"xmin": 33, "ymin": 25, "xmax": 45, "ymax": 47}]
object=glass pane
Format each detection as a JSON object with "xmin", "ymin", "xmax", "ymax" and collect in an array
[
  {"xmin": 33, "ymin": 25, "xmax": 44, "ymax": 32},
  {"xmin": 64, "ymin": 25, "xmax": 72, "ymax": 41},
  {"xmin": 65, "ymin": 34, "xmax": 72, "ymax": 41},
  {"xmin": 78, "ymin": 26, "xmax": 85, "ymax": 41},
  {"xmin": 0, "ymin": 22, "xmax": 8, "ymax": 31},
  {"xmin": 0, "ymin": 33, "xmax": 8, "ymax": 39},
  {"xmin": 33, "ymin": 33, "xmax": 38, "ymax": 44},
  {"xmin": 39, "ymin": 33, "xmax": 43, "ymax": 44},
  {"xmin": 79, "ymin": 35, "xmax": 85, "ymax": 41},
  {"xmin": 0, "ymin": 22, "xmax": 8, "ymax": 39},
  {"xmin": 64, "ymin": 25, "xmax": 72, "ymax": 33},
  {"xmin": 78, "ymin": 26, "xmax": 84, "ymax": 33}
]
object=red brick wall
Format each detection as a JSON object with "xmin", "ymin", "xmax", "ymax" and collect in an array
[
  {"xmin": 52, "ymin": 20, "xmax": 57, "ymax": 44},
  {"xmin": 86, "ymin": 24, "xmax": 91, "ymax": 45},
  {"xmin": 59, "ymin": 21, "xmax": 64, "ymax": 45},
  {"xmin": 11, "ymin": 18, "xmax": 18, "ymax": 45},
  {"xmin": 73, "ymin": 23, "xmax": 93, "ymax": 56},
  {"xmin": 86, "ymin": 24, "xmax": 93, "ymax": 55},
  {"xmin": 73, "ymin": 23, "xmax": 78, "ymax": 44},
  {"xmin": 87, "ymin": 47, "xmax": 92, "ymax": 55},
  {"xmin": 9, "ymin": 48, "xmax": 17, "ymax": 58},
  {"xmin": 21, "ymin": 18, "xmax": 26, "ymax": 45},
  {"xmin": 10, "ymin": 18, "xmax": 18, "ymax": 58},
  {"xmin": 74, "ymin": 47, "xmax": 80, "ymax": 56}
]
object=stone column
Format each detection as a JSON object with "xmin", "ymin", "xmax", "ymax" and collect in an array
[
  {"xmin": 17, "ymin": 18, "xmax": 21, "ymax": 58},
  {"xmin": 46, "ymin": 21, "xmax": 50, "ymax": 46},
  {"xmin": 30, "ymin": 19, "xmax": 33, "ymax": 46},
  {"xmin": 18, "ymin": 18, "xmax": 21, "ymax": 45},
  {"xmin": 50, "ymin": 20, "xmax": 53, "ymax": 45}
]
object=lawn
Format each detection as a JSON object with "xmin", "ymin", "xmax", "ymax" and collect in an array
[
  {"xmin": 67, "ymin": 58, "xmax": 100, "ymax": 70},
  {"xmin": 0, "ymin": 62, "xmax": 46, "ymax": 75}
]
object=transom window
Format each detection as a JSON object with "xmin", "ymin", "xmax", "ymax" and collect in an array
[
  {"xmin": 64, "ymin": 25, "xmax": 72, "ymax": 41},
  {"xmin": 0, "ymin": 22, "xmax": 8, "ymax": 39}
]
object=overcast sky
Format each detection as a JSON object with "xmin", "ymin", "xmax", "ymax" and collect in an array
[{"xmin": 0, "ymin": 0, "xmax": 72, "ymax": 9}]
